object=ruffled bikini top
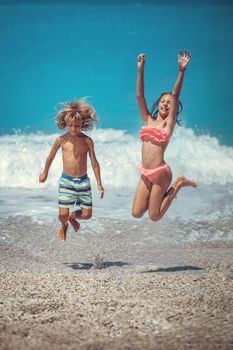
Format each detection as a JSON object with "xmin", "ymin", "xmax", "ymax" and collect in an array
[{"xmin": 140, "ymin": 126, "xmax": 170, "ymax": 145}]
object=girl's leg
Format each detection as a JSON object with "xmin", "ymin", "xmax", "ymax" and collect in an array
[
  {"xmin": 132, "ymin": 177, "xmax": 152, "ymax": 218},
  {"xmin": 69, "ymin": 208, "xmax": 92, "ymax": 231},
  {"xmin": 58, "ymin": 208, "xmax": 69, "ymax": 240},
  {"xmin": 148, "ymin": 171, "xmax": 172, "ymax": 221},
  {"xmin": 149, "ymin": 175, "xmax": 197, "ymax": 221}
]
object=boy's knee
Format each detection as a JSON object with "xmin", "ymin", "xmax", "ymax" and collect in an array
[
  {"xmin": 82, "ymin": 211, "xmax": 92, "ymax": 220},
  {"xmin": 68, "ymin": 212, "xmax": 76, "ymax": 220},
  {"xmin": 58, "ymin": 212, "xmax": 69, "ymax": 221}
]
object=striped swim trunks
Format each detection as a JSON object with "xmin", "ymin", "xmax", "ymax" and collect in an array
[{"xmin": 58, "ymin": 172, "xmax": 92, "ymax": 209}]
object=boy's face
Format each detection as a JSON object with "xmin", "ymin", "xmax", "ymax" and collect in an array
[{"xmin": 66, "ymin": 119, "xmax": 83, "ymax": 136}]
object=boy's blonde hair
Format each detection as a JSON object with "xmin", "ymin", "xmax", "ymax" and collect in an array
[{"xmin": 55, "ymin": 98, "xmax": 98, "ymax": 130}]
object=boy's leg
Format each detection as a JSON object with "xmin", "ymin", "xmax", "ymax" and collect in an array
[
  {"xmin": 69, "ymin": 210, "xmax": 81, "ymax": 231},
  {"xmin": 69, "ymin": 175, "xmax": 93, "ymax": 231},
  {"xmin": 57, "ymin": 208, "xmax": 69, "ymax": 240},
  {"xmin": 69, "ymin": 208, "xmax": 92, "ymax": 231}
]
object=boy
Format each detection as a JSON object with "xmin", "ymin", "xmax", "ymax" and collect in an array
[{"xmin": 39, "ymin": 99, "xmax": 104, "ymax": 241}]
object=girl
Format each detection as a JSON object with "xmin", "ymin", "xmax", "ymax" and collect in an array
[{"xmin": 132, "ymin": 51, "xmax": 196, "ymax": 221}]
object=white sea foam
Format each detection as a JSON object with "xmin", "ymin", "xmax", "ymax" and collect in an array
[{"xmin": 0, "ymin": 128, "xmax": 233, "ymax": 189}]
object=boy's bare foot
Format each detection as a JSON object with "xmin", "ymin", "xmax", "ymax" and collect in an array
[
  {"xmin": 69, "ymin": 213, "xmax": 80, "ymax": 232},
  {"xmin": 175, "ymin": 176, "xmax": 197, "ymax": 189},
  {"xmin": 57, "ymin": 223, "xmax": 68, "ymax": 241}
]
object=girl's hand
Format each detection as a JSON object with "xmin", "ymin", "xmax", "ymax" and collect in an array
[
  {"xmin": 178, "ymin": 50, "xmax": 191, "ymax": 71},
  {"xmin": 137, "ymin": 53, "xmax": 146, "ymax": 71},
  {"xmin": 39, "ymin": 172, "xmax": 47, "ymax": 183},
  {"xmin": 98, "ymin": 185, "xmax": 104, "ymax": 199}
]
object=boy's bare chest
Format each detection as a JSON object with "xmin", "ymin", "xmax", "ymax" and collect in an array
[{"xmin": 62, "ymin": 140, "xmax": 88, "ymax": 155}]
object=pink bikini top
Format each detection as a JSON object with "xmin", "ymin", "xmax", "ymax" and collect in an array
[{"xmin": 140, "ymin": 126, "xmax": 170, "ymax": 145}]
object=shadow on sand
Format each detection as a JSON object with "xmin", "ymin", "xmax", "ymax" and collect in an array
[
  {"xmin": 64, "ymin": 261, "xmax": 131, "ymax": 270},
  {"xmin": 142, "ymin": 265, "xmax": 204, "ymax": 273}
]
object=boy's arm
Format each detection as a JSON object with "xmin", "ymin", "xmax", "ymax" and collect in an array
[
  {"xmin": 167, "ymin": 50, "xmax": 191, "ymax": 130},
  {"xmin": 136, "ymin": 53, "xmax": 150, "ymax": 123},
  {"xmin": 39, "ymin": 137, "xmax": 61, "ymax": 183},
  {"xmin": 87, "ymin": 137, "xmax": 104, "ymax": 198}
]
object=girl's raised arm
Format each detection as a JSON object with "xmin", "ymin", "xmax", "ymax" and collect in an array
[
  {"xmin": 167, "ymin": 50, "xmax": 191, "ymax": 130},
  {"xmin": 136, "ymin": 53, "xmax": 150, "ymax": 123}
]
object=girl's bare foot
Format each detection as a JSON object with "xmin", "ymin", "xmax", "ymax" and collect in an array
[
  {"xmin": 69, "ymin": 213, "xmax": 80, "ymax": 232},
  {"xmin": 175, "ymin": 176, "xmax": 197, "ymax": 189},
  {"xmin": 57, "ymin": 223, "xmax": 68, "ymax": 241}
]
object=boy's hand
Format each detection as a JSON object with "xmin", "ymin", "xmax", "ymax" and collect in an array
[
  {"xmin": 39, "ymin": 172, "xmax": 48, "ymax": 183},
  {"xmin": 98, "ymin": 185, "xmax": 104, "ymax": 199}
]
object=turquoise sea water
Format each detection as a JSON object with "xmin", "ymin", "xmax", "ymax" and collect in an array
[
  {"xmin": 0, "ymin": 0, "xmax": 232, "ymax": 145},
  {"xmin": 0, "ymin": 1, "xmax": 233, "ymax": 246}
]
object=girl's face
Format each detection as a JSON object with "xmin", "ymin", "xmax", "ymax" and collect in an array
[
  {"xmin": 158, "ymin": 94, "xmax": 172, "ymax": 118},
  {"xmin": 66, "ymin": 118, "xmax": 83, "ymax": 135}
]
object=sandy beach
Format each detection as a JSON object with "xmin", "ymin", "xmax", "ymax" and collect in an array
[{"xmin": 0, "ymin": 216, "xmax": 233, "ymax": 350}]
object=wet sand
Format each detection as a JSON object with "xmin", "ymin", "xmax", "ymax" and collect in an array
[{"xmin": 0, "ymin": 216, "xmax": 233, "ymax": 349}]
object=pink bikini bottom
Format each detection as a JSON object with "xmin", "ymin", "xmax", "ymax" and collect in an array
[{"xmin": 138, "ymin": 163, "xmax": 172, "ymax": 183}]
